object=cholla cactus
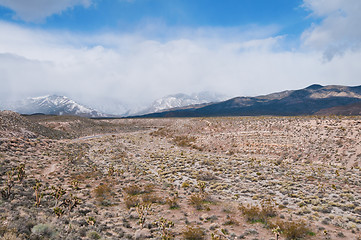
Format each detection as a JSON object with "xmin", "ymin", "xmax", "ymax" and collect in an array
[
  {"xmin": 53, "ymin": 207, "xmax": 64, "ymax": 217},
  {"xmin": 211, "ymin": 229, "xmax": 229, "ymax": 240},
  {"xmin": 16, "ymin": 163, "xmax": 26, "ymax": 182},
  {"xmin": 197, "ymin": 181, "xmax": 206, "ymax": 194},
  {"xmin": 154, "ymin": 217, "xmax": 174, "ymax": 240},
  {"xmin": 1, "ymin": 170, "xmax": 14, "ymax": 199},
  {"xmin": 62, "ymin": 193, "xmax": 82, "ymax": 212},
  {"xmin": 87, "ymin": 216, "xmax": 96, "ymax": 225},
  {"xmin": 272, "ymin": 226, "xmax": 282, "ymax": 240},
  {"xmin": 51, "ymin": 185, "xmax": 66, "ymax": 207},
  {"xmin": 136, "ymin": 203, "xmax": 152, "ymax": 228},
  {"xmin": 70, "ymin": 180, "xmax": 80, "ymax": 190},
  {"xmin": 108, "ymin": 165, "xmax": 115, "ymax": 176},
  {"xmin": 33, "ymin": 180, "xmax": 44, "ymax": 207}
]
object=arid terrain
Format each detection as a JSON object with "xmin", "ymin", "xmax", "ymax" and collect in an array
[{"xmin": 1, "ymin": 111, "xmax": 361, "ymax": 240}]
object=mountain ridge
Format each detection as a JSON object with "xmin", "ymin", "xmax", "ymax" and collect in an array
[
  {"xmin": 133, "ymin": 91, "xmax": 228, "ymax": 116},
  {"xmin": 3, "ymin": 95, "xmax": 108, "ymax": 118},
  {"xmin": 131, "ymin": 84, "xmax": 361, "ymax": 118}
]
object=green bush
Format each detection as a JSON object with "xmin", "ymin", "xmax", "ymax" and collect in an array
[{"xmin": 31, "ymin": 224, "xmax": 56, "ymax": 239}]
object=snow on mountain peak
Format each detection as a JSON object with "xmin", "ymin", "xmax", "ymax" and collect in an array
[
  {"xmin": 9, "ymin": 95, "xmax": 107, "ymax": 118},
  {"xmin": 133, "ymin": 91, "xmax": 228, "ymax": 116}
]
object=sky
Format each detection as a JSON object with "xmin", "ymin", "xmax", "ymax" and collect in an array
[{"xmin": 0, "ymin": 0, "xmax": 360, "ymax": 114}]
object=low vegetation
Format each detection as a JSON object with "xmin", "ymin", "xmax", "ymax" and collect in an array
[{"xmin": 0, "ymin": 112, "xmax": 360, "ymax": 239}]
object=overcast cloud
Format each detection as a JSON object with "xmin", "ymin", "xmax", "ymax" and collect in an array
[
  {"xmin": 302, "ymin": 0, "xmax": 361, "ymax": 60},
  {"xmin": 0, "ymin": 0, "xmax": 360, "ymax": 114}
]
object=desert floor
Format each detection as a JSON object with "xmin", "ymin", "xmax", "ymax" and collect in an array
[{"xmin": 1, "ymin": 112, "xmax": 361, "ymax": 240}]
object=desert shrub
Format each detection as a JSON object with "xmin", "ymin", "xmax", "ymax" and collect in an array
[
  {"xmin": 142, "ymin": 193, "xmax": 161, "ymax": 204},
  {"xmin": 260, "ymin": 198, "xmax": 277, "ymax": 218},
  {"xmin": 124, "ymin": 195, "xmax": 141, "ymax": 209},
  {"xmin": 223, "ymin": 216, "xmax": 239, "ymax": 226},
  {"xmin": 150, "ymin": 128, "xmax": 169, "ymax": 137},
  {"xmin": 197, "ymin": 171, "xmax": 217, "ymax": 181},
  {"xmin": 239, "ymin": 204, "xmax": 265, "ymax": 223},
  {"xmin": 143, "ymin": 183, "xmax": 155, "ymax": 193},
  {"xmin": 123, "ymin": 184, "xmax": 142, "ymax": 195},
  {"xmin": 166, "ymin": 194, "xmax": 179, "ymax": 209},
  {"xmin": 31, "ymin": 224, "xmax": 56, "ymax": 239},
  {"xmin": 189, "ymin": 193, "xmax": 206, "ymax": 210},
  {"xmin": 182, "ymin": 226, "xmax": 206, "ymax": 240},
  {"xmin": 181, "ymin": 181, "xmax": 191, "ymax": 189},
  {"xmin": 270, "ymin": 219, "xmax": 312, "ymax": 240},
  {"xmin": 239, "ymin": 199, "xmax": 277, "ymax": 224},
  {"xmin": 94, "ymin": 183, "xmax": 111, "ymax": 201},
  {"xmin": 2, "ymin": 232, "xmax": 20, "ymax": 240},
  {"xmin": 86, "ymin": 231, "xmax": 101, "ymax": 240},
  {"xmin": 173, "ymin": 135, "xmax": 197, "ymax": 148}
]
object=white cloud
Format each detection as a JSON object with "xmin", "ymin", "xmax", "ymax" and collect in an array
[
  {"xmin": 0, "ymin": 0, "xmax": 92, "ymax": 22},
  {"xmin": 0, "ymin": 21, "xmax": 360, "ymax": 114},
  {"xmin": 302, "ymin": 0, "xmax": 361, "ymax": 60}
]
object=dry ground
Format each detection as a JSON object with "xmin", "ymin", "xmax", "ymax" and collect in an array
[{"xmin": 1, "ymin": 113, "xmax": 361, "ymax": 239}]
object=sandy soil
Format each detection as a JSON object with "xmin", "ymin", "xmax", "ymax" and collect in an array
[{"xmin": 0, "ymin": 115, "xmax": 361, "ymax": 239}]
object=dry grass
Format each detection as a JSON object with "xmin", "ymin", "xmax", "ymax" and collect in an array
[
  {"xmin": 93, "ymin": 183, "xmax": 112, "ymax": 202},
  {"xmin": 239, "ymin": 198, "xmax": 277, "ymax": 224},
  {"xmin": 182, "ymin": 226, "xmax": 206, "ymax": 240},
  {"xmin": 270, "ymin": 218, "xmax": 313, "ymax": 240}
]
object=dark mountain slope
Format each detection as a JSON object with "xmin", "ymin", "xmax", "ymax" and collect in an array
[{"xmin": 133, "ymin": 84, "xmax": 361, "ymax": 118}]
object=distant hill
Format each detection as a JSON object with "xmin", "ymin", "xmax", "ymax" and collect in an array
[{"xmin": 132, "ymin": 84, "xmax": 361, "ymax": 117}]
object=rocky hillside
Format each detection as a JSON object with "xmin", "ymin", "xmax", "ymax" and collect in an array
[
  {"xmin": 0, "ymin": 111, "xmax": 70, "ymax": 139},
  {"xmin": 316, "ymin": 101, "xmax": 361, "ymax": 115}
]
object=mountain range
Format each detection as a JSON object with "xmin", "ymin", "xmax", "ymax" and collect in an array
[
  {"xmin": 132, "ymin": 84, "xmax": 361, "ymax": 118},
  {"xmin": 135, "ymin": 92, "xmax": 228, "ymax": 115},
  {"xmin": 1, "ymin": 85, "xmax": 361, "ymax": 118},
  {"xmin": 3, "ymin": 95, "xmax": 107, "ymax": 118},
  {"xmin": 0, "ymin": 92, "xmax": 227, "ymax": 117}
]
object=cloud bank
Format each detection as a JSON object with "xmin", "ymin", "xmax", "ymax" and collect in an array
[
  {"xmin": 0, "ymin": 0, "xmax": 360, "ymax": 114},
  {"xmin": 302, "ymin": 0, "xmax": 361, "ymax": 60}
]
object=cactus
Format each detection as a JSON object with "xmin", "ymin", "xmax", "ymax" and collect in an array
[
  {"xmin": 107, "ymin": 165, "xmax": 115, "ymax": 176},
  {"xmin": 33, "ymin": 180, "xmax": 44, "ymax": 207},
  {"xmin": 51, "ymin": 185, "xmax": 66, "ymax": 207},
  {"xmin": 16, "ymin": 163, "xmax": 26, "ymax": 182},
  {"xmin": 197, "ymin": 181, "xmax": 206, "ymax": 194},
  {"xmin": 154, "ymin": 217, "xmax": 174, "ymax": 240},
  {"xmin": 70, "ymin": 180, "xmax": 80, "ymax": 190},
  {"xmin": 62, "ymin": 193, "xmax": 81, "ymax": 212},
  {"xmin": 1, "ymin": 170, "xmax": 14, "ymax": 199},
  {"xmin": 53, "ymin": 207, "xmax": 64, "ymax": 217},
  {"xmin": 87, "ymin": 216, "xmax": 96, "ymax": 226},
  {"xmin": 272, "ymin": 226, "xmax": 282, "ymax": 240},
  {"xmin": 136, "ymin": 203, "xmax": 152, "ymax": 228}
]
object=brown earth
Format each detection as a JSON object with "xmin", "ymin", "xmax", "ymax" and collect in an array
[{"xmin": 1, "ymin": 112, "xmax": 361, "ymax": 239}]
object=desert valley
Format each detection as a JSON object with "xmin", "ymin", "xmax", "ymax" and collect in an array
[{"xmin": 1, "ymin": 111, "xmax": 361, "ymax": 240}]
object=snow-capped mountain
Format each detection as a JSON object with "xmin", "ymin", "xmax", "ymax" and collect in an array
[
  {"xmin": 134, "ymin": 92, "xmax": 228, "ymax": 115},
  {"xmin": 7, "ymin": 95, "xmax": 107, "ymax": 118}
]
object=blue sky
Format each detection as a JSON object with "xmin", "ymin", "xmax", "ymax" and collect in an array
[
  {"xmin": 0, "ymin": 0, "xmax": 360, "ymax": 114},
  {"xmin": 0, "ymin": 0, "xmax": 310, "ymax": 36}
]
